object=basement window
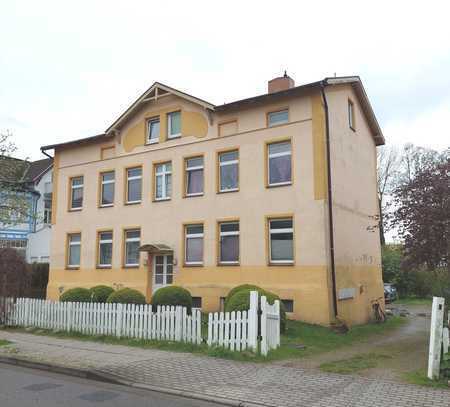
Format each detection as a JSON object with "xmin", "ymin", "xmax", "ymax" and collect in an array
[
  {"xmin": 192, "ymin": 297, "xmax": 202, "ymax": 309},
  {"xmin": 281, "ymin": 299, "xmax": 294, "ymax": 313}
]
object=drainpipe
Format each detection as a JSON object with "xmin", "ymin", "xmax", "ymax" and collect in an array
[{"xmin": 320, "ymin": 81, "xmax": 338, "ymax": 318}]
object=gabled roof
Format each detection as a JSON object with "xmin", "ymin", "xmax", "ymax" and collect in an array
[
  {"xmin": 105, "ymin": 82, "xmax": 215, "ymax": 134},
  {"xmin": 41, "ymin": 76, "xmax": 384, "ymax": 151},
  {"xmin": 22, "ymin": 158, "xmax": 53, "ymax": 183}
]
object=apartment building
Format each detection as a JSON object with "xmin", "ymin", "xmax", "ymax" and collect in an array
[{"xmin": 42, "ymin": 74, "xmax": 384, "ymax": 326}]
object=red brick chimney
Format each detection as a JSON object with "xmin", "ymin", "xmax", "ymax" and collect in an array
[{"xmin": 268, "ymin": 71, "xmax": 295, "ymax": 93}]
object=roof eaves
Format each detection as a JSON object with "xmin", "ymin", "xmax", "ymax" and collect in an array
[{"xmin": 41, "ymin": 133, "xmax": 111, "ymax": 152}]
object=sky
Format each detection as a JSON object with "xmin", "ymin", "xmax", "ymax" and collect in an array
[{"xmin": 1, "ymin": 0, "xmax": 449, "ymax": 160}]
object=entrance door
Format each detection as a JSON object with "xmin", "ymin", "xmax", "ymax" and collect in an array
[{"xmin": 153, "ymin": 254, "xmax": 173, "ymax": 293}]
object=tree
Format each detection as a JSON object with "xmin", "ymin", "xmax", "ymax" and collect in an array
[
  {"xmin": 377, "ymin": 145, "xmax": 401, "ymax": 245},
  {"xmin": 0, "ymin": 130, "xmax": 32, "ymax": 226},
  {"xmin": 391, "ymin": 149, "xmax": 449, "ymax": 272}
]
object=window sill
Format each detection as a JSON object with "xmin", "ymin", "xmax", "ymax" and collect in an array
[
  {"xmin": 268, "ymin": 261, "xmax": 294, "ymax": 266},
  {"xmin": 146, "ymin": 139, "xmax": 159, "ymax": 145},
  {"xmin": 99, "ymin": 204, "xmax": 114, "ymax": 209},
  {"xmin": 218, "ymin": 188, "xmax": 239, "ymax": 194},
  {"xmin": 124, "ymin": 265, "xmax": 140, "ymax": 269},
  {"xmin": 218, "ymin": 262, "xmax": 240, "ymax": 267},
  {"xmin": 267, "ymin": 121, "xmax": 289, "ymax": 128},
  {"xmin": 125, "ymin": 201, "xmax": 142, "ymax": 206},
  {"xmin": 153, "ymin": 197, "xmax": 171, "ymax": 203},
  {"xmin": 167, "ymin": 134, "xmax": 181, "ymax": 140},
  {"xmin": 183, "ymin": 263, "xmax": 204, "ymax": 268},
  {"xmin": 69, "ymin": 208, "xmax": 82, "ymax": 212},
  {"xmin": 266, "ymin": 182, "xmax": 292, "ymax": 189},
  {"xmin": 184, "ymin": 193, "xmax": 204, "ymax": 198},
  {"xmin": 96, "ymin": 265, "xmax": 112, "ymax": 269},
  {"xmin": 65, "ymin": 266, "xmax": 80, "ymax": 270}
]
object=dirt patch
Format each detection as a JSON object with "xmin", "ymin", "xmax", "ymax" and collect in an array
[{"xmin": 277, "ymin": 304, "xmax": 431, "ymax": 383}]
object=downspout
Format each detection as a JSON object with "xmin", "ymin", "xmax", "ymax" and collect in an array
[
  {"xmin": 41, "ymin": 148, "xmax": 53, "ymax": 159},
  {"xmin": 320, "ymin": 81, "xmax": 338, "ymax": 318}
]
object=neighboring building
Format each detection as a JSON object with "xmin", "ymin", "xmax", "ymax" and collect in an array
[
  {"xmin": 0, "ymin": 157, "xmax": 53, "ymax": 262},
  {"xmin": 42, "ymin": 74, "xmax": 385, "ymax": 326}
]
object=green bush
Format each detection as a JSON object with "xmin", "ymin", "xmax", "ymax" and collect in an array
[
  {"xmin": 90, "ymin": 285, "xmax": 114, "ymax": 303},
  {"xmin": 224, "ymin": 284, "xmax": 261, "ymax": 309},
  {"xmin": 225, "ymin": 286, "xmax": 287, "ymax": 333},
  {"xmin": 151, "ymin": 286, "xmax": 193, "ymax": 314},
  {"xmin": 106, "ymin": 288, "xmax": 146, "ymax": 305},
  {"xmin": 60, "ymin": 287, "xmax": 94, "ymax": 303}
]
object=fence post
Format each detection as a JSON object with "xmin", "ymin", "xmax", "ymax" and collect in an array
[
  {"xmin": 428, "ymin": 296, "xmax": 445, "ymax": 379},
  {"xmin": 260, "ymin": 296, "xmax": 268, "ymax": 356},
  {"xmin": 116, "ymin": 303, "xmax": 123, "ymax": 339},
  {"xmin": 274, "ymin": 299, "xmax": 281, "ymax": 347},
  {"xmin": 248, "ymin": 291, "xmax": 259, "ymax": 352},
  {"xmin": 443, "ymin": 327, "xmax": 449, "ymax": 355}
]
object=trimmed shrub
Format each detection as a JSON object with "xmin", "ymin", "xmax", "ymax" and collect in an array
[
  {"xmin": 151, "ymin": 286, "xmax": 193, "ymax": 314},
  {"xmin": 106, "ymin": 288, "xmax": 146, "ymax": 305},
  {"xmin": 90, "ymin": 285, "xmax": 114, "ymax": 303},
  {"xmin": 225, "ymin": 286, "xmax": 287, "ymax": 333},
  {"xmin": 60, "ymin": 287, "xmax": 93, "ymax": 303},
  {"xmin": 224, "ymin": 284, "xmax": 261, "ymax": 309}
]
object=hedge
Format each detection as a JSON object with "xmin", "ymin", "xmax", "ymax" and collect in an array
[
  {"xmin": 151, "ymin": 286, "xmax": 193, "ymax": 314},
  {"xmin": 106, "ymin": 288, "xmax": 146, "ymax": 305},
  {"xmin": 60, "ymin": 287, "xmax": 93, "ymax": 303},
  {"xmin": 225, "ymin": 286, "xmax": 287, "ymax": 333},
  {"xmin": 90, "ymin": 285, "xmax": 114, "ymax": 303}
]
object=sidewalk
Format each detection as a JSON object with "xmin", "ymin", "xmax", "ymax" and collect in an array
[{"xmin": 0, "ymin": 330, "xmax": 448, "ymax": 407}]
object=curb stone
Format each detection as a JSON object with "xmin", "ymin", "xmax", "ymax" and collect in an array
[{"xmin": 0, "ymin": 355, "xmax": 269, "ymax": 407}]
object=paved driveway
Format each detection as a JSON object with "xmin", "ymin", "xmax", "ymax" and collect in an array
[{"xmin": 0, "ymin": 330, "xmax": 448, "ymax": 407}]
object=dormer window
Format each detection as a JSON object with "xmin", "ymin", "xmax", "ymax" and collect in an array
[
  {"xmin": 167, "ymin": 111, "xmax": 181, "ymax": 139},
  {"xmin": 147, "ymin": 117, "xmax": 160, "ymax": 144}
]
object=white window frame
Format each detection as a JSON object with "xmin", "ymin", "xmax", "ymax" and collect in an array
[
  {"xmin": 167, "ymin": 111, "xmax": 181, "ymax": 139},
  {"xmin": 43, "ymin": 198, "xmax": 52, "ymax": 224},
  {"xmin": 147, "ymin": 117, "xmax": 160, "ymax": 144},
  {"xmin": 155, "ymin": 162, "xmax": 172, "ymax": 201},
  {"xmin": 219, "ymin": 151, "xmax": 239, "ymax": 193},
  {"xmin": 269, "ymin": 218, "xmax": 294, "ymax": 264},
  {"xmin": 70, "ymin": 176, "xmax": 83, "ymax": 210},
  {"xmin": 219, "ymin": 221, "xmax": 240, "ymax": 265},
  {"xmin": 268, "ymin": 109, "xmax": 289, "ymax": 127},
  {"xmin": 267, "ymin": 141, "xmax": 292, "ymax": 187},
  {"xmin": 126, "ymin": 167, "xmax": 142, "ymax": 204},
  {"xmin": 67, "ymin": 233, "xmax": 81, "ymax": 268},
  {"xmin": 98, "ymin": 231, "xmax": 113, "ymax": 268},
  {"xmin": 185, "ymin": 157, "xmax": 204, "ymax": 197},
  {"xmin": 124, "ymin": 229, "xmax": 140, "ymax": 267},
  {"xmin": 185, "ymin": 224, "xmax": 204, "ymax": 266},
  {"xmin": 100, "ymin": 171, "xmax": 115, "ymax": 207}
]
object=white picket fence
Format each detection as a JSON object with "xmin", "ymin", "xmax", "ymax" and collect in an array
[
  {"xmin": 207, "ymin": 291, "xmax": 258, "ymax": 351},
  {"xmin": 4, "ymin": 290, "xmax": 281, "ymax": 356},
  {"xmin": 206, "ymin": 291, "xmax": 281, "ymax": 355},
  {"xmin": 11, "ymin": 298, "xmax": 201, "ymax": 344},
  {"xmin": 260, "ymin": 295, "xmax": 281, "ymax": 356}
]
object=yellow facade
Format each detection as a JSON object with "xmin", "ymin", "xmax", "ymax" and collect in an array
[{"xmin": 46, "ymin": 81, "xmax": 383, "ymax": 327}]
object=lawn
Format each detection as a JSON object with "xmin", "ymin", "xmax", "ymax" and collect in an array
[
  {"xmin": 0, "ymin": 339, "xmax": 11, "ymax": 347},
  {"xmin": 404, "ymin": 370, "xmax": 449, "ymax": 389},
  {"xmin": 320, "ymin": 353, "xmax": 392, "ymax": 374},
  {"xmin": 6, "ymin": 316, "xmax": 406, "ymax": 363},
  {"xmin": 394, "ymin": 297, "xmax": 432, "ymax": 306}
]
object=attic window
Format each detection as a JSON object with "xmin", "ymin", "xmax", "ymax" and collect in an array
[
  {"xmin": 167, "ymin": 111, "xmax": 181, "ymax": 139},
  {"xmin": 348, "ymin": 100, "xmax": 355, "ymax": 131},
  {"xmin": 147, "ymin": 117, "xmax": 160, "ymax": 144}
]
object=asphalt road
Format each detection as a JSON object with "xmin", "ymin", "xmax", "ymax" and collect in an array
[{"xmin": 0, "ymin": 364, "xmax": 222, "ymax": 407}]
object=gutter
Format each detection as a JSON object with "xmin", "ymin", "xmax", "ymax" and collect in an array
[
  {"xmin": 320, "ymin": 81, "xmax": 338, "ymax": 318},
  {"xmin": 41, "ymin": 149, "xmax": 53, "ymax": 160}
]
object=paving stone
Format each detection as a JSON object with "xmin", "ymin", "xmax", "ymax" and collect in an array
[{"xmin": 1, "ymin": 331, "xmax": 449, "ymax": 407}]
